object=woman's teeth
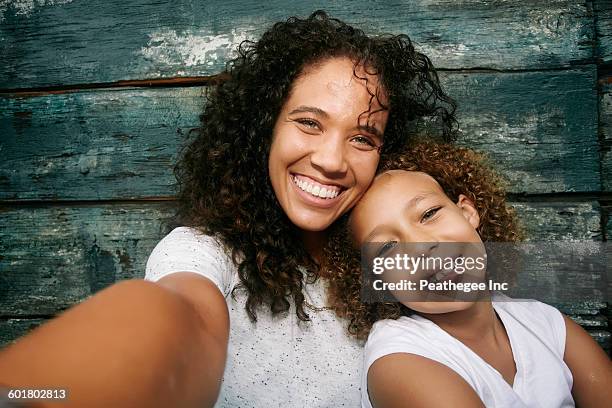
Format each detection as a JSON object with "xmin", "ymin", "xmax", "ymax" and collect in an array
[{"xmin": 293, "ymin": 175, "xmax": 340, "ymax": 199}]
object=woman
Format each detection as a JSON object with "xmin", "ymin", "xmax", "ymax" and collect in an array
[{"xmin": 0, "ymin": 11, "xmax": 455, "ymax": 407}]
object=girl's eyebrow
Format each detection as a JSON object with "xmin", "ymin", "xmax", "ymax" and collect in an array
[
  {"xmin": 360, "ymin": 192, "xmax": 436, "ymax": 242},
  {"xmin": 363, "ymin": 225, "xmax": 387, "ymax": 244},
  {"xmin": 404, "ymin": 192, "xmax": 434, "ymax": 211},
  {"xmin": 288, "ymin": 106, "xmax": 328, "ymax": 118}
]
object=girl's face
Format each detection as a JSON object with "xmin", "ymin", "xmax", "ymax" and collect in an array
[
  {"xmin": 268, "ymin": 57, "xmax": 389, "ymax": 233},
  {"xmin": 350, "ymin": 170, "xmax": 485, "ymax": 314}
]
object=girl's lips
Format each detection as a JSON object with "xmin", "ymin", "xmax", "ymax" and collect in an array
[
  {"xmin": 427, "ymin": 268, "xmax": 463, "ymax": 284},
  {"xmin": 289, "ymin": 173, "xmax": 345, "ymax": 209}
]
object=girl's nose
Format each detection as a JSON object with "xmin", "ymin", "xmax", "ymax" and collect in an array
[
  {"xmin": 401, "ymin": 228, "xmax": 439, "ymax": 254},
  {"xmin": 309, "ymin": 134, "xmax": 349, "ymax": 176}
]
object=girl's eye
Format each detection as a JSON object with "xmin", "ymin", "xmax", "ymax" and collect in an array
[
  {"xmin": 421, "ymin": 207, "xmax": 441, "ymax": 222},
  {"xmin": 376, "ymin": 240, "xmax": 398, "ymax": 257},
  {"xmin": 351, "ymin": 135, "xmax": 379, "ymax": 151},
  {"xmin": 295, "ymin": 118, "xmax": 320, "ymax": 130}
]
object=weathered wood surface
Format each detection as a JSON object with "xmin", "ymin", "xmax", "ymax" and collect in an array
[
  {"xmin": 600, "ymin": 72, "xmax": 612, "ymax": 191},
  {"xmin": 0, "ymin": 200, "xmax": 601, "ymax": 317},
  {"xmin": 0, "ymin": 67, "xmax": 599, "ymax": 200},
  {"xmin": 0, "ymin": 0, "xmax": 595, "ymax": 88},
  {"xmin": 511, "ymin": 201, "xmax": 602, "ymax": 242},
  {"xmin": 0, "ymin": 202, "xmax": 177, "ymax": 316},
  {"xmin": 595, "ymin": 0, "xmax": 612, "ymax": 63},
  {"xmin": 0, "ymin": 318, "xmax": 46, "ymax": 348},
  {"xmin": 606, "ymin": 205, "xmax": 612, "ymax": 240},
  {"xmin": 0, "ymin": 87, "xmax": 206, "ymax": 200},
  {"xmin": 445, "ymin": 67, "xmax": 599, "ymax": 194}
]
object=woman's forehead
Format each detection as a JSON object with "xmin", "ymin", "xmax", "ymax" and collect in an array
[{"xmin": 291, "ymin": 57, "xmax": 388, "ymax": 108}]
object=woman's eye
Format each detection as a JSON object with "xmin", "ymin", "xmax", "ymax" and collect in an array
[
  {"xmin": 296, "ymin": 119, "xmax": 320, "ymax": 129},
  {"xmin": 421, "ymin": 207, "xmax": 441, "ymax": 222},
  {"xmin": 351, "ymin": 135, "xmax": 378, "ymax": 151}
]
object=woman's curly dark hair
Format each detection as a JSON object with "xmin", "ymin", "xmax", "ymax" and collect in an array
[
  {"xmin": 175, "ymin": 11, "xmax": 457, "ymax": 322},
  {"xmin": 325, "ymin": 142, "xmax": 523, "ymax": 339}
]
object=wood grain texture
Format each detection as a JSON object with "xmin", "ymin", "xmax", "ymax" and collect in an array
[
  {"xmin": 0, "ymin": 202, "xmax": 177, "ymax": 316},
  {"xmin": 0, "ymin": 200, "xmax": 601, "ymax": 317},
  {"xmin": 595, "ymin": 0, "xmax": 612, "ymax": 63},
  {"xmin": 446, "ymin": 67, "xmax": 599, "ymax": 194},
  {"xmin": 511, "ymin": 201, "xmax": 602, "ymax": 242},
  {"xmin": 0, "ymin": 87, "xmax": 206, "ymax": 200},
  {"xmin": 0, "ymin": 0, "xmax": 594, "ymax": 88},
  {"xmin": 600, "ymin": 72, "xmax": 612, "ymax": 191},
  {"xmin": 0, "ymin": 67, "xmax": 599, "ymax": 200},
  {"xmin": 0, "ymin": 318, "xmax": 46, "ymax": 349}
]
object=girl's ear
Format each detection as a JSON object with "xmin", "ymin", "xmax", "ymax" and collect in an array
[{"xmin": 456, "ymin": 194, "xmax": 480, "ymax": 229}]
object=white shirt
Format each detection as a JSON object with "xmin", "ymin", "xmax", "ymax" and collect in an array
[
  {"xmin": 362, "ymin": 294, "xmax": 574, "ymax": 408},
  {"xmin": 145, "ymin": 227, "xmax": 363, "ymax": 407}
]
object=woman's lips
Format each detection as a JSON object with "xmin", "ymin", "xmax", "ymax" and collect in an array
[{"xmin": 289, "ymin": 173, "xmax": 346, "ymax": 209}]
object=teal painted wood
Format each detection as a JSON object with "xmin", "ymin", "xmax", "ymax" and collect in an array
[
  {"xmin": 595, "ymin": 0, "xmax": 612, "ymax": 63},
  {"xmin": 0, "ymin": 200, "xmax": 601, "ymax": 317},
  {"xmin": 607, "ymin": 206, "xmax": 612, "ymax": 239},
  {"xmin": 0, "ymin": 202, "xmax": 177, "ymax": 316},
  {"xmin": 0, "ymin": 318, "xmax": 46, "ymax": 349},
  {"xmin": 600, "ymin": 73, "xmax": 612, "ymax": 191},
  {"xmin": 446, "ymin": 67, "xmax": 599, "ymax": 194},
  {"xmin": 0, "ymin": 68, "xmax": 599, "ymax": 200},
  {"xmin": 0, "ymin": 87, "xmax": 206, "ymax": 200},
  {"xmin": 512, "ymin": 201, "xmax": 602, "ymax": 242},
  {"xmin": 0, "ymin": 0, "xmax": 595, "ymax": 88}
]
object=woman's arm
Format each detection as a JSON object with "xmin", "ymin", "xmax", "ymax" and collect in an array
[
  {"xmin": 0, "ymin": 274, "xmax": 229, "ymax": 408},
  {"xmin": 367, "ymin": 353, "xmax": 485, "ymax": 408},
  {"xmin": 562, "ymin": 315, "xmax": 612, "ymax": 408}
]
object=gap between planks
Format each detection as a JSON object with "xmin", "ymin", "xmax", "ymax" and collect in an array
[
  {"xmin": 3, "ymin": 192, "xmax": 612, "ymax": 208},
  {"xmin": 0, "ymin": 64, "xmax": 598, "ymax": 98}
]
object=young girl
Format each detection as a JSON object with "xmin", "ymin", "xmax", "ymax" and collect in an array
[{"xmin": 326, "ymin": 142, "xmax": 611, "ymax": 407}]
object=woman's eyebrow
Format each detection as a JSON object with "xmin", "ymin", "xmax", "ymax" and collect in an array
[
  {"xmin": 288, "ymin": 106, "xmax": 329, "ymax": 118},
  {"xmin": 356, "ymin": 124, "xmax": 383, "ymax": 139}
]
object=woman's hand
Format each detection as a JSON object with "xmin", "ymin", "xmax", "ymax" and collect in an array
[{"xmin": 0, "ymin": 276, "xmax": 229, "ymax": 408}]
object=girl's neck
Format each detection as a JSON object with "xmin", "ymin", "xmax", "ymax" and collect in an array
[{"xmin": 417, "ymin": 300, "xmax": 503, "ymax": 344}]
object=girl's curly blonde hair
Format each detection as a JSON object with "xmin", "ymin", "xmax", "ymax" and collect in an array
[{"xmin": 324, "ymin": 142, "xmax": 523, "ymax": 339}]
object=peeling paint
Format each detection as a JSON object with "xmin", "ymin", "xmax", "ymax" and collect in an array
[
  {"xmin": 0, "ymin": 0, "xmax": 73, "ymax": 22},
  {"xmin": 138, "ymin": 27, "xmax": 254, "ymax": 73}
]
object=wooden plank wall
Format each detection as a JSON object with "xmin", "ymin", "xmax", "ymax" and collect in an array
[{"xmin": 0, "ymin": 1, "xmax": 610, "ymax": 351}]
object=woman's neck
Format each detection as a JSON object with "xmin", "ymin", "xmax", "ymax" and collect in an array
[{"xmin": 300, "ymin": 230, "xmax": 327, "ymax": 264}]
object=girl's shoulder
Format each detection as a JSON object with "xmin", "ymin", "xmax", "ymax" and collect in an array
[
  {"xmin": 364, "ymin": 315, "xmax": 452, "ymax": 370},
  {"xmin": 492, "ymin": 293, "xmax": 566, "ymax": 357},
  {"xmin": 144, "ymin": 226, "xmax": 238, "ymax": 297}
]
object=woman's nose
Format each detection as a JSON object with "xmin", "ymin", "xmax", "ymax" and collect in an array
[{"xmin": 309, "ymin": 134, "xmax": 349, "ymax": 175}]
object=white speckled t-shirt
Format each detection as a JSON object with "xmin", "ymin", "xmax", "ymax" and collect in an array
[{"xmin": 145, "ymin": 227, "xmax": 363, "ymax": 407}]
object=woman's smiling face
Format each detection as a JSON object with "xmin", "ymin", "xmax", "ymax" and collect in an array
[{"xmin": 268, "ymin": 57, "xmax": 389, "ymax": 232}]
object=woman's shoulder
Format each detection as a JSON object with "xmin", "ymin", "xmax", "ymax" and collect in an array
[{"xmin": 144, "ymin": 226, "xmax": 238, "ymax": 296}]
